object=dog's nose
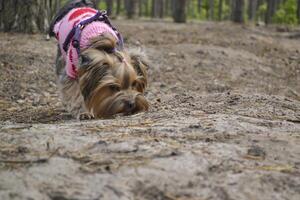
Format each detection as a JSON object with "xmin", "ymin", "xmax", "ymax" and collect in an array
[{"xmin": 126, "ymin": 101, "xmax": 135, "ymax": 111}]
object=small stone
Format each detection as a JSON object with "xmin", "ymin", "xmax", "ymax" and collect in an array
[
  {"xmin": 247, "ymin": 145, "xmax": 266, "ymax": 159},
  {"xmin": 168, "ymin": 52, "xmax": 177, "ymax": 57}
]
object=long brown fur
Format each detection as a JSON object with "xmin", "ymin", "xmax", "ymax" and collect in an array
[{"xmin": 56, "ymin": 33, "xmax": 149, "ymax": 119}]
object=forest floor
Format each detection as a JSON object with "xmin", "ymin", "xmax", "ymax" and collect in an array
[{"xmin": 0, "ymin": 20, "xmax": 300, "ymax": 200}]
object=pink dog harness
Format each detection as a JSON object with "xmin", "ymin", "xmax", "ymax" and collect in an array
[{"xmin": 54, "ymin": 7, "xmax": 122, "ymax": 79}]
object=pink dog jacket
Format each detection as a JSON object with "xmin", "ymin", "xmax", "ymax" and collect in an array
[{"xmin": 54, "ymin": 7, "xmax": 119, "ymax": 79}]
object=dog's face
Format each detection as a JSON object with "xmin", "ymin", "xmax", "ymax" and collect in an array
[{"xmin": 77, "ymin": 34, "xmax": 149, "ymax": 118}]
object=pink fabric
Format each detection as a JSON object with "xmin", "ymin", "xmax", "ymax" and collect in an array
[{"xmin": 53, "ymin": 7, "xmax": 118, "ymax": 79}]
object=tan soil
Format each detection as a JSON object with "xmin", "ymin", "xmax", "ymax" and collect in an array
[{"xmin": 0, "ymin": 20, "xmax": 300, "ymax": 200}]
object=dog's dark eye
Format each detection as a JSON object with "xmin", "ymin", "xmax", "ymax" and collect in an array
[
  {"xmin": 79, "ymin": 55, "xmax": 91, "ymax": 66},
  {"xmin": 109, "ymin": 85, "xmax": 120, "ymax": 92}
]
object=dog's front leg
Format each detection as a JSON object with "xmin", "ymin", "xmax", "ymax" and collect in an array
[{"xmin": 58, "ymin": 74, "xmax": 93, "ymax": 120}]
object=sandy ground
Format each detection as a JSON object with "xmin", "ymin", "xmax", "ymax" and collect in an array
[{"xmin": 0, "ymin": 20, "xmax": 300, "ymax": 200}]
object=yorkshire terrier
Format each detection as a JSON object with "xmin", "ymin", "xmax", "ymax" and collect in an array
[{"xmin": 49, "ymin": 0, "xmax": 149, "ymax": 119}]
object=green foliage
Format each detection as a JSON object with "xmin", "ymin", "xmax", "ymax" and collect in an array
[
  {"xmin": 256, "ymin": 3, "xmax": 267, "ymax": 22},
  {"xmin": 273, "ymin": 0, "xmax": 298, "ymax": 24},
  {"xmin": 187, "ymin": 0, "xmax": 206, "ymax": 20},
  {"xmin": 215, "ymin": 0, "xmax": 231, "ymax": 20},
  {"xmin": 222, "ymin": 2, "xmax": 230, "ymax": 20},
  {"xmin": 187, "ymin": 0, "xmax": 198, "ymax": 19},
  {"xmin": 186, "ymin": 0, "xmax": 231, "ymax": 21},
  {"xmin": 98, "ymin": 1, "xmax": 107, "ymax": 10},
  {"xmin": 58, "ymin": 0, "xmax": 299, "ymax": 25}
]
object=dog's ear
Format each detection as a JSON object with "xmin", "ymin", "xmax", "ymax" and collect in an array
[
  {"xmin": 129, "ymin": 48, "xmax": 149, "ymax": 77},
  {"xmin": 129, "ymin": 49, "xmax": 149, "ymax": 92},
  {"xmin": 88, "ymin": 33, "xmax": 117, "ymax": 53}
]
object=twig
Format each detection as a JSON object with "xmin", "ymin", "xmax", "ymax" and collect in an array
[
  {"xmin": 286, "ymin": 119, "xmax": 300, "ymax": 124},
  {"xmin": 0, "ymin": 147, "xmax": 60, "ymax": 164}
]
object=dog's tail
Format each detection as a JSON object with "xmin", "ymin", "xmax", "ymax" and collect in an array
[{"xmin": 49, "ymin": 0, "xmax": 96, "ymax": 37}]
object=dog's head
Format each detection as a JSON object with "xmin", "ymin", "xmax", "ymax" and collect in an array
[{"xmin": 77, "ymin": 33, "xmax": 149, "ymax": 118}]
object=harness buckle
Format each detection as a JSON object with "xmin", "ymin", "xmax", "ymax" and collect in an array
[
  {"xmin": 101, "ymin": 10, "xmax": 107, "ymax": 15},
  {"xmin": 78, "ymin": 24, "xmax": 85, "ymax": 30}
]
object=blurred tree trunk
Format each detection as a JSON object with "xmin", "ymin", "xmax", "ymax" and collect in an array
[
  {"xmin": 0, "ymin": 0, "xmax": 60, "ymax": 33},
  {"xmin": 144, "ymin": 0, "xmax": 150, "ymax": 16},
  {"xmin": 198, "ymin": 0, "xmax": 202, "ymax": 14},
  {"xmin": 209, "ymin": 0, "xmax": 214, "ymax": 20},
  {"xmin": 152, "ymin": 0, "xmax": 164, "ymax": 18},
  {"xmin": 151, "ymin": 0, "xmax": 155, "ymax": 17},
  {"xmin": 116, "ymin": 0, "xmax": 121, "ymax": 15},
  {"xmin": 218, "ymin": 0, "xmax": 223, "ymax": 20},
  {"xmin": 106, "ymin": 0, "xmax": 114, "ymax": 16},
  {"xmin": 172, "ymin": 0, "xmax": 187, "ymax": 23},
  {"xmin": 158, "ymin": 0, "xmax": 164, "ymax": 18},
  {"xmin": 125, "ymin": 0, "xmax": 138, "ymax": 19},
  {"xmin": 139, "ymin": 0, "xmax": 143, "ymax": 16},
  {"xmin": 248, "ymin": 0, "xmax": 257, "ymax": 21},
  {"xmin": 297, "ymin": 0, "xmax": 300, "ymax": 23},
  {"xmin": 151, "ymin": 0, "xmax": 158, "ymax": 18},
  {"xmin": 165, "ymin": 0, "xmax": 171, "ymax": 16},
  {"xmin": 231, "ymin": 0, "xmax": 245, "ymax": 23},
  {"xmin": 265, "ymin": 0, "xmax": 276, "ymax": 24}
]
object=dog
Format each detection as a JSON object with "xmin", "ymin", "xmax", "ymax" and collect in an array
[{"xmin": 49, "ymin": 0, "xmax": 149, "ymax": 119}]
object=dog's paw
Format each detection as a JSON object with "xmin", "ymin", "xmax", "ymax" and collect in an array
[{"xmin": 77, "ymin": 112, "xmax": 94, "ymax": 120}]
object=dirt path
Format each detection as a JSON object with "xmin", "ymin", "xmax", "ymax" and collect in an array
[{"xmin": 0, "ymin": 20, "xmax": 300, "ymax": 200}]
